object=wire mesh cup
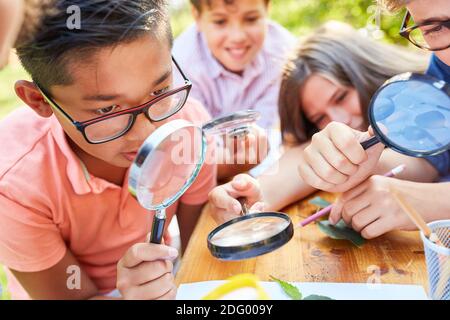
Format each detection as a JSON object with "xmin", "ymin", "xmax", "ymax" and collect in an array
[{"xmin": 420, "ymin": 220, "xmax": 450, "ymax": 300}]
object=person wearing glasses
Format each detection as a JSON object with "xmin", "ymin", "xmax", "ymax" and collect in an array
[
  {"xmin": 295, "ymin": 0, "xmax": 450, "ymax": 238},
  {"xmin": 0, "ymin": 1, "xmax": 216, "ymax": 300}
]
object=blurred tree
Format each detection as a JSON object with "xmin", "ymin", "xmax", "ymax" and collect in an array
[{"xmin": 170, "ymin": 0, "xmax": 410, "ymax": 46}]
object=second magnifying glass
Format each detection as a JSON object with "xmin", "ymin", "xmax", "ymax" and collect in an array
[{"xmin": 361, "ymin": 72, "xmax": 450, "ymax": 156}]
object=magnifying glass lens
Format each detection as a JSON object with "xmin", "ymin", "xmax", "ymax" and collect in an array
[
  {"xmin": 370, "ymin": 76, "xmax": 450, "ymax": 156},
  {"xmin": 134, "ymin": 124, "xmax": 205, "ymax": 209},
  {"xmin": 210, "ymin": 216, "xmax": 290, "ymax": 247}
]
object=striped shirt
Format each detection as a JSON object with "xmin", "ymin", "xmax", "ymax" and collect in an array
[{"xmin": 173, "ymin": 20, "xmax": 296, "ymax": 129}]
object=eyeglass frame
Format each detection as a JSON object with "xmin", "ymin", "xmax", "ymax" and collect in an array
[
  {"xmin": 37, "ymin": 56, "xmax": 192, "ymax": 144},
  {"xmin": 399, "ymin": 11, "xmax": 450, "ymax": 51}
]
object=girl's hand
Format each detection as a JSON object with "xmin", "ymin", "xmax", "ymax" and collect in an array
[
  {"xmin": 208, "ymin": 174, "xmax": 265, "ymax": 225},
  {"xmin": 330, "ymin": 176, "xmax": 416, "ymax": 239},
  {"xmin": 222, "ymin": 125, "xmax": 269, "ymax": 166},
  {"xmin": 117, "ymin": 243, "xmax": 178, "ymax": 300},
  {"xmin": 298, "ymin": 122, "xmax": 384, "ymax": 193}
]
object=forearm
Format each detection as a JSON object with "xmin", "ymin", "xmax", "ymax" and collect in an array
[
  {"xmin": 375, "ymin": 149, "xmax": 439, "ymax": 182},
  {"xmin": 258, "ymin": 144, "xmax": 315, "ymax": 211},
  {"xmin": 396, "ymin": 180, "xmax": 450, "ymax": 222}
]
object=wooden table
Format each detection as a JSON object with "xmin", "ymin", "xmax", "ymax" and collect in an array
[{"xmin": 176, "ymin": 192, "xmax": 428, "ymax": 291}]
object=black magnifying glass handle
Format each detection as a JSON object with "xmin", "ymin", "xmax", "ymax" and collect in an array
[
  {"xmin": 150, "ymin": 210, "xmax": 166, "ymax": 244},
  {"xmin": 360, "ymin": 135, "xmax": 380, "ymax": 150}
]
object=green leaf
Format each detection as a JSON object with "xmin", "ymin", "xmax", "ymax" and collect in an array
[
  {"xmin": 303, "ymin": 294, "xmax": 335, "ymax": 300},
  {"xmin": 317, "ymin": 220, "xmax": 366, "ymax": 247},
  {"xmin": 270, "ymin": 276, "xmax": 302, "ymax": 300},
  {"xmin": 308, "ymin": 196, "xmax": 331, "ymax": 209}
]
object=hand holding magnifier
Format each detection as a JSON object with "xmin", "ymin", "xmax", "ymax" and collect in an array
[{"xmin": 360, "ymin": 73, "xmax": 450, "ymax": 155}]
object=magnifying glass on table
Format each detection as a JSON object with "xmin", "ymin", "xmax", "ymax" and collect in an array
[
  {"xmin": 361, "ymin": 72, "xmax": 450, "ymax": 156},
  {"xmin": 128, "ymin": 110, "xmax": 262, "ymax": 244}
]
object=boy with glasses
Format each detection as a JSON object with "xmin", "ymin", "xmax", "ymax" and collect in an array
[{"xmin": 0, "ymin": 0, "xmax": 216, "ymax": 299}]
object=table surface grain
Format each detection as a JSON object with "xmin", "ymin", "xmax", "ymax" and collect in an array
[{"xmin": 176, "ymin": 192, "xmax": 428, "ymax": 290}]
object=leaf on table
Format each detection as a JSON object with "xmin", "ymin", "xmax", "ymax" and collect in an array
[
  {"xmin": 308, "ymin": 196, "xmax": 331, "ymax": 209},
  {"xmin": 271, "ymin": 276, "xmax": 335, "ymax": 300},
  {"xmin": 303, "ymin": 294, "xmax": 335, "ymax": 300},
  {"xmin": 270, "ymin": 276, "xmax": 302, "ymax": 300},
  {"xmin": 317, "ymin": 220, "xmax": 366, "ymax": 247}
]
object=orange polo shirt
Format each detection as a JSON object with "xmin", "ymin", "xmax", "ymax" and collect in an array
[{"xmin": 0, "ymin": 99, "xmax": 216, "ymax": 299}]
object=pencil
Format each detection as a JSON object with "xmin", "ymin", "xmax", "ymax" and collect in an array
[{"xmin": 298, "ymin": 164, "xmax": 406, "ymax": 227}]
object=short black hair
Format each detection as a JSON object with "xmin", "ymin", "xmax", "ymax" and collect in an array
[
  {"xmin": 190, "ymin": 0, "xmax": 270, "ymax": 13},
  {"xmin": 16, "ymin": 0, "xmax": 172, "ymax": 93}
]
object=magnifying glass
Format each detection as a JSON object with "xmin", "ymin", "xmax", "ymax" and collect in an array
[
  {"xmin": 208, "ymin": 212, "xmax": 294, "ymax": 261},
  {"xmin": 204, "ymin": 111, "xmax": 295, "ymax": 260},
  {"xmin": 202, "ymin": 109, "xmax": 261, "ymax": 138},
  {"xmin": 129, "ymin": 120, "xmax": 206, "ymax": 244},
  {"xmin": 361, "ymin": 72, "xmax": 450, "ymax": 156},
  {"xmin": 129, "ymin": 110, "xmax": 262, "ymax": 245}
]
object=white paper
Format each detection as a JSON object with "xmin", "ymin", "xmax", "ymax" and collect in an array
[{"xmin": 176, "ymin": 281, "xmax": 428, "ymax": 300}]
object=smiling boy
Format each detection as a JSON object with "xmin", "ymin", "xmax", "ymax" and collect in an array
[
  {"xmin": 0, "ymin": 0, "xmax": 216, "ymax": 300},
  {"xmin": 173, "ymin": 0, "xmax": 295, "ymax": 129}
]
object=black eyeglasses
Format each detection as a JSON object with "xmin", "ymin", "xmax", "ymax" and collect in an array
[
  {"xmin": 39, "ymin": 57, "xmax": 192, "ymax": 144},
  {"xmin": 400, "ymin": 11, "xmax": 450, "ymax": 51}
]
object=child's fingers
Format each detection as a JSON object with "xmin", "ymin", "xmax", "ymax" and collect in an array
[
  {"xmin": 326, "ymin": 123, "xmax": 368, "ymax": 165},
  {"xmin": 303, "ymin": 146, "xmax": 349, "ymax": 185},
  {"xmin": 121, "ymin": 243, "xmax": 178, "ymax": 268},
  {"xmin": 230, "ymin": 174, "xmax": 252, "ymax": 190},
  {"xmin": 127, "ymin": 259, "xmax": 174, "ymax": 286},
  {"xmin": 230, "ymin": 174, "xmax": 260, "ymax": 194},
  {"xmin": 360, "ymin": 217, "xmax": 388, "ymax": 239},
  {"xmin": 351, "ymin": 209, "xmax": 379, "ymax": 233},
  {"xmin": 156, "ymin": 286, "xmax": 177, "ymax": 300},
  {"xmin": 298, "ymin": 160, "xmax": 336, "ymax": 191},
  {"xmin": 249, "ymin": 202, "xmax": 265, "ymax": 213},
  {"xmin": 209, "ymin": 186, "xmax": 242, "ymax": 214},
  {"xmin": 314, "ymin": 133, "xmax": 358, "ymax": 176},
  {"xmin": 329, "ymin": 198, "xmax": 343, "ymax": 225},
  {"xmin": 341, "ymin": 179, "xmax": 369, "ymax": 202},
  {"xmin": 129, "ymin": 272, "xmax": 175, "ymax": 300}
]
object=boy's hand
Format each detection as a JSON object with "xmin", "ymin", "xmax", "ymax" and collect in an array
[
  {"xmin": 329, "ymin": 176, "xmax": 416, "ymax": 239},
  {"xmin": 223, "ymin": 125, "xmax": 269, "ymax": 166},
  {"xmin": 298, "ymin": 122, "xmax": 384, "ymax": 193},
  {"xmin": 117, "ymin": 243, "xmax": 178, "ymax": 300},
  {"xmin": 208, "ymin": 174, "xmax": 265, "ymax": 225}
]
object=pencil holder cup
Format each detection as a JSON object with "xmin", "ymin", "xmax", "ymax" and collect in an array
[{"xmin": 420, "ymin": 220, "xmax": 450, "ymax": 300}]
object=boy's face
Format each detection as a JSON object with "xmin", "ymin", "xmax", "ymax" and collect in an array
[
  {"xmin": 407, "ymin": 0, "xmax": 450, "ymax": 65},
  {"xmin": 49, "ymin": 36, "xmax": 174, "ymax": 168},
  {"xmin": 194, "ymin": 0, "xmax": 268, "ymax": 73}
]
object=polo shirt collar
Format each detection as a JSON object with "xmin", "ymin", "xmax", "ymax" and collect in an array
[{"xmin": 50, "ymin": 116, "xmax": 123, "ymax": 195}]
